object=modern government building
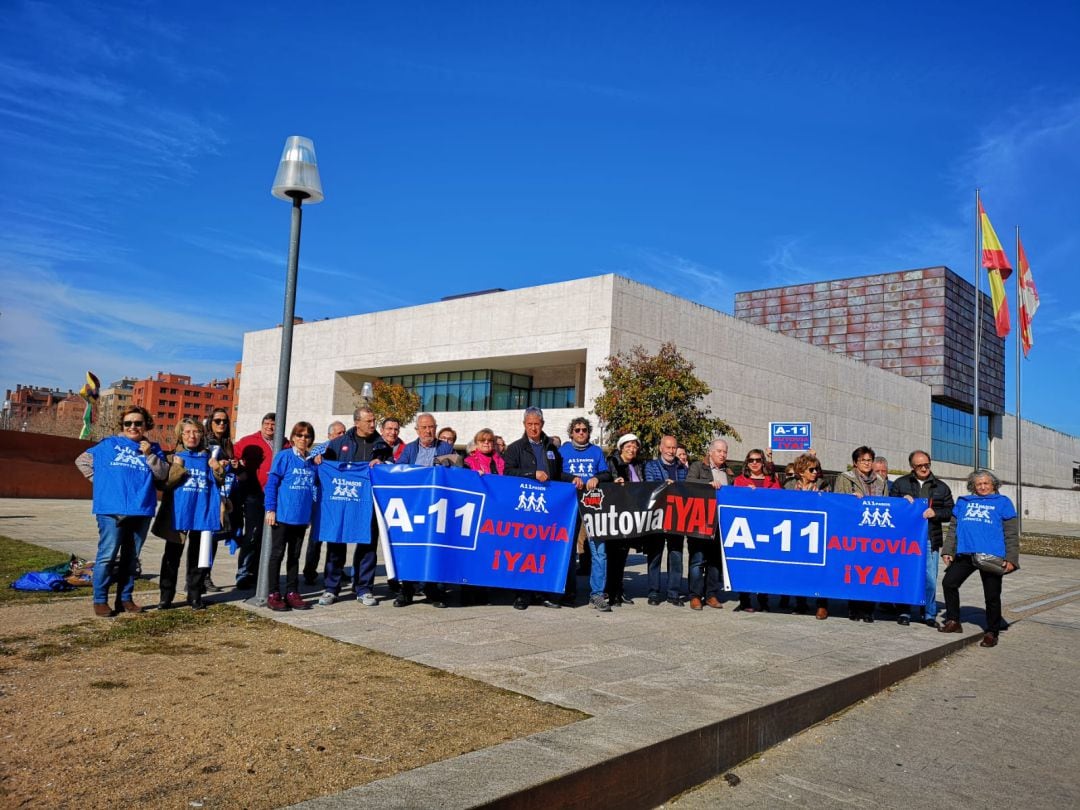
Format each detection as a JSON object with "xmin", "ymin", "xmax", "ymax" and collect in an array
[{"xmin": 237, "ymin": 267, "xmax": 1080, "ymax": 521}]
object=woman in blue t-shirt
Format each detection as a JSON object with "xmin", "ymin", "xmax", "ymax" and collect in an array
[
  {"xmin": 264, "ymin": 421, "xmax": 318, "ymax": 611},
  {"xmin": 939, "ymin": 469, "xmax": 1019, "ymax": 647},
  {"xmin": 152, "ymin": 418, "xmax": 226, "ymax": 610},
  {"xmin": 75, "ymin": 406, "xmax": 169, "ymax": 617}
]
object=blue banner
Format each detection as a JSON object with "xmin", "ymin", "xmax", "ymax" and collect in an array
[
  {"xmin": 370, "ymin": 465, "xmax": 579, "ymax": 592},
  {"xmin": 718, "ymin": 487, "xmax": 928, "ymax": 603}
]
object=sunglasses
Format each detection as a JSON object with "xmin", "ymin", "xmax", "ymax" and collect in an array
[
  {"xmin": 123, "ymin": 420, "xmax": 145, "ymax": 428},
  {"xmin": 808, "ymin": 467, "xmax": 821, "ymax": 473},
  {"xmin": 293, "ymin": 434, "xmax": 315, "ymax": 440},
  {"xmin": 747, "ymin": 457, "xmax": 764, "ymax": 463},
  {"xmin": 572, "ymin": 427, "xmax": 590, "ymax": 434},
  {"xmin": 212, "ymin": 418, "xmax": 229, "ymax": 425},
  {"xmin": 913, "ymin": 462, "xmax": 931, "ymax": 469}
]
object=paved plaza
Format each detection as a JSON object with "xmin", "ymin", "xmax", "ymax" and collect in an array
[{"xmin": 2, "ymin": 498, "xmax": 1078, "ymax": 808}]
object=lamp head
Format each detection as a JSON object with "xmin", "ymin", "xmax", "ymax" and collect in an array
[{"xmin": 271, "ymin": 135, "xmax": 324, "ymax": 203}]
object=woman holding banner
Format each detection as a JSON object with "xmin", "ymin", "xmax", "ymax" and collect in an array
[
  {"xmin": 606, "ymin": 433, "xmax": 645, "ymax": 606},
  {"xmin": 939, "ymin": 469, "xmax": 1019, "ymax": 647},
  {"xmin": 460, "ymin": 428, "xmax": 504, "ymax": 606},
  {"xmin": 153, "ymin": 418, "xmax": 226, "ymax": 610},
  {"xmin": 834, "ymin": 446, "xmax": 888, "ymax": 622},
  {"xmin": 263, "ymin": 422, "xmax": 319, "ymax": 611},
  {"xmin": 733, "ymin": 448, "xmax": 780, "ymax": 612},
  {"xmin": 782, "ymin": 453, "xmax": 831, "ymax": 619}
]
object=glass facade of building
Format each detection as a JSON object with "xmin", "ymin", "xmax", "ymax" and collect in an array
[
  {"xmin": 382, "ymin": 370, "xmax": 575, "ymax": 412},
  {"xmin": 931, "ymin": 400, "xmax": 990, "ymax": 468}
]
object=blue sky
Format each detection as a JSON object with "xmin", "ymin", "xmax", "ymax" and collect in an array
[{"xmin": 2, "ymin": 1, "xmax": 1078, "ymax": 436}]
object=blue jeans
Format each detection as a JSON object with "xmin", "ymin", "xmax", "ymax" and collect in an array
[
  {"xmin": 924, "ymin": 549, "xmax": 941, "ymax": 619},
  {"xmin": 588, "ymin": 538, "xmax": 607, "ymax": 598},
  {"xmin": 324, "ymin": 542, "xmax": 377, "ymax": 596},
  {"xmin": 646, "ymin": 535, "xmax": 684, "ymax": 599},
  {"xmin": 687, "ymin": 539, "xmax": 720, "ymax": 599},
  {"xmin": 93, "ymin": 514, "xmax": 151, "ymax": 604}
]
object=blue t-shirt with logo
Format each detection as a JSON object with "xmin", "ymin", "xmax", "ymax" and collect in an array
[
  {"xmin": 953, "ymin": 493, "xmax": 1016, "ymax": 557},
  {"xmin": 264, "ymin": 449, "xmax": 317, "ymax": 525},
  {"xmin": 89, "ymin": 436, "xmax": 166, "ymax": 516},
  {"xmin": 561, "ymin": 443, "xmax": 608, "ymax": 480},
  {"xmin": 311, "ymin": 460, "xmax": 375, "ymax": 543},
  {"xmin": 170, "ymin": 450, "xmax": 222, "ymax": 532}
]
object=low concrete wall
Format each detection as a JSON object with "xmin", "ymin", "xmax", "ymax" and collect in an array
[{"xmin": 0, "ymin": 430, "xmax": 92, "ymax": 499}]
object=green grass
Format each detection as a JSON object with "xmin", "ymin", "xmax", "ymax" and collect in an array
[{"xmin": 0, "ymin": 534, "xmax": 155, "ymax": 604}]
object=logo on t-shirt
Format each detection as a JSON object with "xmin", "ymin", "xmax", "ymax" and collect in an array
[
  {"xmin": 289, "ymin": 467, "xmax": 315, "ymax": 490},
  {"xmin": 566, "ymin": 459, "xmax": 596, "ymax": 477},
  {"xmin": 181, "ymin": 468, "xmax": 209, "ymax": 492},
  {"xmin": 112, "ymin": 444, "xmax": 146, "ymax": 470},
  {"xmin": 331, "ymin": 477, "xmax": 361, "ymax": 500},
  {"xmin": 963, "ymin": 502, "xmax": 994, "ymax": 523}
]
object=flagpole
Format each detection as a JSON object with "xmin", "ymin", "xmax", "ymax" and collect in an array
[
  {"xmin": 973, "ymin": 189, "xmax": 981, "ymax": 471},
  {"xmin": 1015, "ymin": 225, "xmax": 1023, "ymax": 534}
]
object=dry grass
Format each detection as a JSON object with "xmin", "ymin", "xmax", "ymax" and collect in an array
[{"xmin": 0, "ymin": 601, "xmax": 584, "ymax": 809}]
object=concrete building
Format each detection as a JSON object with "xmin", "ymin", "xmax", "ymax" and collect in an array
[
  {"xmin": 734, "ymin": 266, "xmax": 1005, "ymax": 469},
  {"xmin": 238, "ymin": 273, "xmax": 1080, "ymax": 504}
]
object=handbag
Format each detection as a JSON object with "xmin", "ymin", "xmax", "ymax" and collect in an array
[{"xmin": 971, "ymin": 552, "xmax": 1009, "ymax": 575}]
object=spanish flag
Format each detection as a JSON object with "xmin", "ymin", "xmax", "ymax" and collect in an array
[
  {"xmin": 979, "ymin": 201, "xmax": 1012, "ymax": 338},
  {"xmin": 1017, "ymin": 237, "xmax": 1039, "ymax": 357}
]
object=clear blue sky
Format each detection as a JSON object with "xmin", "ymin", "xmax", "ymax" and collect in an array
[{"xmin": 2, "ymin": 1, "xmax": 1078, "ymax": 437}]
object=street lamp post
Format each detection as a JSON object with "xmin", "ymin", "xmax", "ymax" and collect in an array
[{"xmin": 253, "ymin": 136, "xmax": 324, "ymax": 606}]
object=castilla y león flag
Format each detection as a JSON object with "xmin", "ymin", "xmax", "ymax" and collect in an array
[{"xmin": 979, "ymin": 201, "xmax": 1012, "ymax": 338}]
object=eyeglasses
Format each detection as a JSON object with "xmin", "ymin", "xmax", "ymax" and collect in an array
[
  {"xmin": 913, "ymin": 462, "xmax": 931, "ymax": 469},
  {"xmin": 123, "ymin": 420, "xmax": 145, "ymax": 428},
  {"xmin": 212, "ymin": 418, "xmax": 228, "ymax": 425},
  {"xmin": 747, "ymin": 457, "xmax": 764, "ymax": 463},
  {"xmin": 572, "ymin": 427, "xmax": 590, "ymax": 434},
  {"xmin": 857, "ymin": 457, "xmax": 873, "ymax": 464}
]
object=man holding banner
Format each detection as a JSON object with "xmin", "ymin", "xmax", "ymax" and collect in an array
[
  {"xmin": 562, "ymin": 416, "xmax": 613, "ymax": 612},
  {"xmin": 503, "ymin": 406, "xmax": 569, "ymax": 609},
  {"xmin": 685, "ymin": 439, "xmax": 733, "ymax": 610},
  {"xmin": 644, "ymin": 435, "xmax": 688, "ymax": 606}
]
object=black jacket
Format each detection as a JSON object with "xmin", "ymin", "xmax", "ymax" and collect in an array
[
  {"xmin": 504, "ymin": 432, "xmax": 563, "ymax": 481},
  {"xmin": 324, "ymin": 427, "xmax": 392, "ymax": 463},
  {"xmin": 607, "ymin": 452, "xmax": 645, "ymax": 482},
  {"xmin": 889, "ymin": 472, "xmax": 955, "ymax": 551}
]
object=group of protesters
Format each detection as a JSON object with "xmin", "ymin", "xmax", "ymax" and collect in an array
[{"xmin": 76, "ymin": 403, "xmax": 1019, "ymax": 649}]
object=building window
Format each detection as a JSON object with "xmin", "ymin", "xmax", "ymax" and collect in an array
[
  {"xmin": 382, "ymin": 369, "xmax": 576, "ymax": 412},
  {"xmin": 931, "ymin": 401, "xmax": 989, "ymax": 467}
]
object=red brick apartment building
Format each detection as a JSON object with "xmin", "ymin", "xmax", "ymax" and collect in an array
[{"xmin": 131, "ymin": 372, "xmax": 236, "ymax": 444}]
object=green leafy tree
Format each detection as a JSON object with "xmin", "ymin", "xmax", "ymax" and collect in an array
[
  {"xmin": 593, "ymin": 342, "xmax": 739, "ymax": 455},
  {"xmin": 367, "ymin": 380, "xmax": 421, "ymax": 427}
]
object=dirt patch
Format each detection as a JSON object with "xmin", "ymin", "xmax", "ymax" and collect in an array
[{"xmin": 0, "ymin": 599, "xmax": 583, "ymax": 809}]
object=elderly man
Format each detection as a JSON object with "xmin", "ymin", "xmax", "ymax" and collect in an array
[
  {"xmin": 645, "ymin": 434, "xmax": 688, "ymax": 606},
  {"xmin": 317, "ymin": 406, "xmax": 392, "ymax": 607},
  {"xmin": 890, "ymin": 450, "xmax": 954, "ymax": 627},
  {"xmin": 393, "ymin": 413, "xmax": 457, "ymax": 608},
  {"xmin": 685, "ymin": 439, "xmax": 733, "ymax": 610},
  {"xmin": 504, "ymin": 406, "xmax": 565, "ymax": 610},
  {"xmin": 233, "ymin": 412, "xmax": 278, "ymax": 590}
]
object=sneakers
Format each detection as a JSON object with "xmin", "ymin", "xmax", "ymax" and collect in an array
[
  {"xmin": 590, "ymin": 594, "xmax": 612, "ymax": 612},
  {"xmin": 267, "ymin": 592, "xmax": 288, "ymax": 611},
  {"xmin": 318, "ymin": 591, "xmax": 336, "ymax": 606},
  {"xmin": 286, "ymin": 592, "xmax": 310, "ymax": 610},
  {"xmin": 204, "ymin": 577, "xmax": 223, "ymax": 593},
  {"xmin": 358, "ymin": 592, "xmax": 377, "ymax": 607}
]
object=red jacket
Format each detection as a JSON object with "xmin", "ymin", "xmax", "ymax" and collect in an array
[
  {"xmin": 464, "ymin": 450, "xmax": 505, "ymax": 475},
  {"xmin": 733, "ymin": 473, "xmax": 780, "ymax": 489}
]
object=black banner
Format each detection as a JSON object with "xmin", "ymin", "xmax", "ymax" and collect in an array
[{"xmin": 578, "ymin": 481, "xmax": 718, "ymax": 541}]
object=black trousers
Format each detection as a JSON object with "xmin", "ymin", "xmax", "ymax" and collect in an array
[
  {"xmin": 268, "ymin": 523, "xmax": 307, "ymax": 595},
  {"xmin": 159, "ymin": 532, "xmax": 207, "ymax": 601},
  {"xmin": 942, "ymin": 553, "xmax": 1004, "ymax": 633}
]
